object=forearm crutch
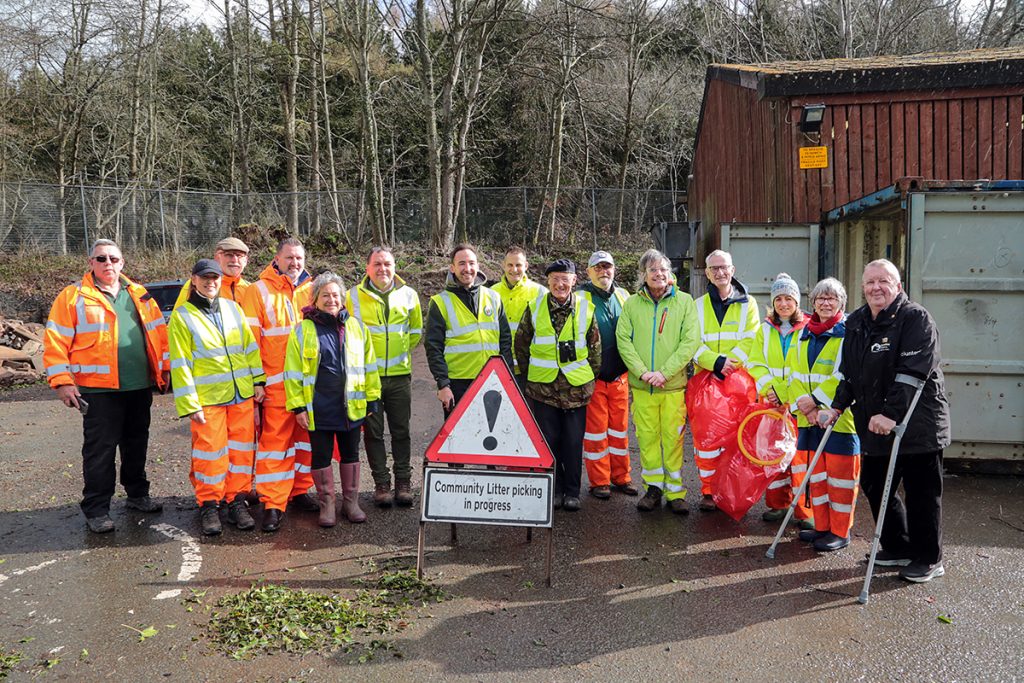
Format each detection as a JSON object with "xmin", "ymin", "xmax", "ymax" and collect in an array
[
  {"xmin": 858, "ymin": 374, "xmax": 927, "ymax": 605},
  {"xmin": 765, "ymin": 421, "xmax": 835, "ymax": 559}
]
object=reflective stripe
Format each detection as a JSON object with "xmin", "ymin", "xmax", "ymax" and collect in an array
[
  {"xmin": 46, "ymin": 364, "xmax": 71, "ymax": 377},
  {"xmin": 263, "ymin": 326, "xmax": 293, "ymax": 337},
  {"xmin": 608, "ymin": 427, "xmax": 628, "ymax": 439},
  {"xmin": 193, "ymin": 471, "xmax": 227, "ymax": 485},
  {"xmin": 641, "ymin": 467, "xmax": 664, "ymax": 478},
  {"xmin": 809, "ymin": 471, "xmax": 828, "ymax": 483},
  {"xmin": 698, "ymin": 468, "xmax": 716, "ymax": 478},
  {"xmin": 71, "ymin": 364, "xmax": 111, "ymax": 374},
  {"xmin": 265, "ymin": 372, "xmax": 285, "ymax": 386},
  {"xmin": 256, "ymin": 449, "xmax": 290, "ymax": 461},
  {"xmin": 812, "ymin": 387, "xmax": 834, "ymax": 408},
  {"xmin": 145, "ymin": 317, "xmax": 165, "ymax": 332},
  {"xmin": 811, "ymin": 494, "xmax": 829, "ymax": 506},
  {"xmin": 830, "ymin": 502, "xmax": 853, "ymax": 513},
  {"xmin": 584, "ymin": 449, "xmax": 608, "ymax": 460},
  {"xmin": 767, "ymin": 479, "xmax": 790, "ymax": 490},
  {"xmin": 584, "ymin": 431, "xmax": 607, "ymax": 441},
  {"xmin": 192, "ymin": 446, "xmax": 228, "ymax": 461},
  {"xmin": 790, "ymin": 464, "xmax": 808, "ymax": 474},
  {"xmin": 827, "ymin": 477, "xmax": 857, "ymax": 489},
  {"xmin": 293, "ymin": 441, "xmax": 311, "ymax": 452},
  {"xmin": 228, "ymin": 463, "xmax": 253, "ymax": 475},
  {"xmin": 254, "ymin": 470, "xmax": 294, "ymax": 483},
  {"xmin": 509, "ymin": 321, "xmax": 519, "ymax": 332},
  {"xmin": 170, "ymin": 357, "xmax": 191, "ymax": 370},
  {"xmin": 294, "ymin": 462, "xmax": 312, "ymax": 474},
  {"xmin": 532, "ymin": 335, "xmax": 557, "ymax": 345},
  {"xmin": 195, "ymin": 372, "xmax": 238, "ymax": 386},
  {"xmin": 440, "ymin": 291, "xmax": 500, "ymax": 337},
  {"xmin": 46, "ymin": 320, "xmax": 74, "ymax": 337},
  {"xmin": 173, "ymin": 385, "xmax": 198, "ymax": 399},
  {"xmin": 696, "ymin": 448, "xmax": 723, "ymax": 460},
  {"xmin": 282, "ymin": 371, "xmax": 304, "ymax": 382},
  {"xmin": 895, "ymin": 372, "xmax": 925, "ymax": 389},
  {"xmin": 663, "ymin": 481, "xmax": 684, "ymax": 493},
  {"xmin": 228, "ymin": 440, "xmax": 256, "ymax": 452},
  {"xmin": 446, "ymin": 342, "xmax": 499, "ymax": 354},
  {"xmin": 378, "ymin": 353, "xmax": 409, "ymax": 369},
  {"xmin": 75, "ymin": 322, "xmax": 109, "ymax": 334},
  {"xmin": 609, "ymin": 446, "xmax": 629, "ymax": 456}
]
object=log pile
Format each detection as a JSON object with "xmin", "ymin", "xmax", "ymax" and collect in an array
[{"xmin": 0, "ymin": 317, "xmax": 46, "ymax": 387}]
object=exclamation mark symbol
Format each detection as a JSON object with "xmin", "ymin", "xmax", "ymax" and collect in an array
[{"xmin": 482, "ymin": 390, "xmax": 501, "ymax": 451}]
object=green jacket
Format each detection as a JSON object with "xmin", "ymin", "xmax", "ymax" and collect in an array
[{"xmin": 616, "ymin": 285, "xmax": 700, "ymax": 393}]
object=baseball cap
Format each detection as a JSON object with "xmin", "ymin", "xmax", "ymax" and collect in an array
[
  {"xmin": 192, "ymin": 259, "xmax": 223, "ymax": 277},
  {"xmin": 588, "ymin": 251, "xmax": 614, "ymax": 268}
]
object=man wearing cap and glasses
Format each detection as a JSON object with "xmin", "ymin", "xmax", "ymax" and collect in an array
[
  {"xmin": 515, "ymin": 259, "xmax": 601, "ymax": 512},
  {"xmin": 578, "ymin": 251, "xmax": 638, "ymax": 500},
  {"xmin": 168, "ymin": 259, "xmax": 266, "ymax": 535},
  {"xmin": 43, "ymin": 239, "xmax": 170, "ymax": 533},
  {"xmin": 173, "ymin": 237, "xmax": 252, "ymax": 308}
]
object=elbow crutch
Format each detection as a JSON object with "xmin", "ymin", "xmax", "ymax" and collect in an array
[
  {"xmin": 765, "ymin": 420, "xmax": 836, "ymax": 560},
  {"xmin": 858, "ymin": 373, "xmax": 927, "ymax": 605}
]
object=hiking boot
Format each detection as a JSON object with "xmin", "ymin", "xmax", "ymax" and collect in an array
[
  {"xmin": 636, "ymin": 486, "xmax": 662, "ymax": 512},
  {"xmin": 373, "ymin": 483, "xmax": 394, "ymax": 508},
  {"xmin": 261, "ymin": 508, "xmax": 283, "ymax": 532},
  {"xmin": 799, "ymin": 529, "xmax": 827, "ymax": 542},
  {"xmin": 394, "ymin": 480, "xmax": 414, "ymax": 508},
  {"xmin": 866, "ymin": 549, "xmax": 913, "ymax": 567},
  {"xmin": 698, "ymin": 494, "xmax": 717, "ymax": 512},
  {"xmin": 762, "ymin": 508, "xmax": 786, "ymax": 522},
  {"xmin": 86, "ymin": 515, "xmax": 115, "ymax": 534},
  {"xmin": 200, "ymin": 502, "xmax": 222, "ymax": 536},
  {"xmin": 813, "ymin": 532, "xmax": 850, "ymax": 552},
  {"xmin": 668, "ymin": 498, "xmax": 689, "ymax": 516},
  {"xmin": 227, "ymin": 497, "xmax": 255, "ymax": 530},
  {"xmin": 611, "ymin": 482, "xmax": 640, "ymax": 496},
  {"xmin": 899, "ymin": 562, "xmax": 945, "ymax": 583},
  {"xmin": 125, "ymin": 496, "xmax": 163, "ymax": 513},
  {"xmin": 590, "ymin": 485, "xmax": 611, "ymax": 500},
  {"xmin": 289, "ymin": 492, "xmax": 319, "ymax": 513}
]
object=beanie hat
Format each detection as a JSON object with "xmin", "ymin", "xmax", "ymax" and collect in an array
[{"xmin": 770, "ymin": 272, "xmax": 800, "ymax": 304}]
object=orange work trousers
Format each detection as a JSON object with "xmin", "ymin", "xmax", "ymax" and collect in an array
[
  {"xmin": 805, "ymin": 450, "xmax": 861, "ymax": 537},
  {"xmin": 255, "ymin": 398, "xmax": 310, "ymax": 511},
  {"xmin": 189, "ymin": 400, "xmax": 255, "ymax": 506},
  {"xmin": 583, "ymin": 375, "xmax": 632, "ymax": 488},
  {"xmin": 764, "ymin": 449, "xmax": 812, "ymax": 520}
]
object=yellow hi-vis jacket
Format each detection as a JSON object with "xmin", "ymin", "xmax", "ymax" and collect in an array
[
  {"xmin": 429, "ymin": 286, "xmax": 503, "ymax": 380},
  {"xmin": 746, "ymin": 317, "xmax": 807, "ymax": 403},
  {"xmin": 240, "ymin": 264, "xmax": 312, "ymax": 390},
  {"xmin": 789, "ymin": 321, "xmax": 856, "ymax": 434},
  {"xmin": 693, "ymin": 291, "xmax": 760, "ymax": 371},
  {"xmin": 283, "ymin": 316, "xmax": 381, "ymax": 430},
  {"xmin": 526, "ymin": 293, "xmax": 596, "ymax": 386},
  {"xmin": 44, "ymin": 272, "xmax": 169, "ymax": 391},
  {"xmin": 173, "ymin": 274, "xmax": 250, "ymax": 309},
  {"xmin": 345, "ymin": 275, "xmax": 422, "ymax": 377},
  {"xmin": 492, "ymin": 275, "xmax": 547, "ymax": 372},
  {"xmin": 167, "ymin": 297, "xmax": 265, "ymax": 417}
]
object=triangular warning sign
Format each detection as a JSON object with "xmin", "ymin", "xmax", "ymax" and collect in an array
[{"xmin": 424, "ymin": 356, "xmax": 554, "ymax": 469}]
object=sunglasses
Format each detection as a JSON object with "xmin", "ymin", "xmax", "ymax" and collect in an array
[{"xmin": 92, "ymin": 255, "xmax": 122, "ymax": 264}]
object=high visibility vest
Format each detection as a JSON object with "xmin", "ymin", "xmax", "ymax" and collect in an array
[
  {"xmin": 168, "ymin": 298, "xmax": 266, "ymax": 417},
  {"xmin": 240, "ymin": 264, "xmax": 312, "ymax": 387},
  {"xmin": 282, "ymin": 317, "xmax": 381, "ymax": 430},
  {"xmin": 44, "ymin": 272, "xmax": 169, "ymax": 391},
  {"xmin": 174, "ymin": 274, "xmax": 250, "ymax": 310},
  {"xmin": 693, "ymin": 292, "xmax": 760, "ymax": 371},
  {"xmin": 526, "ymin": 293, "xmax": 595, "ymax": 386},
  {"xmin": 578, "ymin": 285, "xmax": 629, "ymax": 309},
  {"xmin": 492, "ymin": 275, "xmax": 547, "ymax": 345},
  {"xmin": 429, "ymin": 286, "xmax": 503, "ymax": 380},
  {"xmin": 746, "ymin": 318, "xmax": 806, "ymax": 403},
  {"xmin": 789, "ymin": 325, "xmax": 856, "ymax": 434},
  {"xmin": 346, "ymin": 275, "xmax": 422, "ymax": 377}
]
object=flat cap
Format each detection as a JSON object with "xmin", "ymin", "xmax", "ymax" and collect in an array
[{"xmin": 215, "ymin": 237, "xmax": 249, "ymax": 254}]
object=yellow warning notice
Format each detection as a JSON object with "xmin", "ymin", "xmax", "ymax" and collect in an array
[{"xmin": 799, "ymin": 146, "xmax": 828, "ymax": 169}]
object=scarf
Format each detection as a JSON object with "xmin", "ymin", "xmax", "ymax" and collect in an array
[{"xmin": 806, "ymin": 310, "xmax": 843, "ymax": 336}]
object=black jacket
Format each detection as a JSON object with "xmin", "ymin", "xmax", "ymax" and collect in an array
[
  {"xmin": 832, "ymin": 291, "xmax": 951, "ymax": 456},
  {"xmin": 424, "ymin": 271, "xmax": 513, "ymax": 389}
]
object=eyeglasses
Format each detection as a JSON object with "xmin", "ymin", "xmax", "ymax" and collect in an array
[
  {"xmin": 647, "ymin": 267, "xmax": 670, "ymax": 274},
  {"xmin": 92, "ymin": 255, "xmax": 121, "ymax": 264},
  {"xmin": 815, "ymin": 296, "xmax": 839, "ymax": 303},
  {"xmin": 706, "ymin": 265, "xmax": 732, "ymax": 273},
  {"xmin": 591, "ymin": 263, "xmax": 614, "ymax": 271}
]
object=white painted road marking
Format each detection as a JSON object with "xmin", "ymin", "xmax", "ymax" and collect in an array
[
  {"xmin": 151, "ymin": 523, "xmax": 202, "ymax": 600},
  {"xmin": 0, "ymin": 558, "xmax": 60, "ymax": 586}
]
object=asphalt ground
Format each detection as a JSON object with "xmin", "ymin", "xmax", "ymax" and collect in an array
[{"xmin": 1, "ymin": 347, "xmax": 1022, "ymax": 681}]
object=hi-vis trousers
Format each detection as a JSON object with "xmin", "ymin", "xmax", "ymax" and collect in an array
[
  {"xmin": 632, "ymin": 389, "xmax": 687, "ymax": 501},
  {"xmin": 255, "ymin": 386, "xmax": 312, "ymax": 511},
  {"xmin": 764, "ymin": 449, "xmax": 812, "ymax": 520},
  {"xmin": 583, "ymin": 375, "xmax": 632, "ymax": 489},
  {"xmin": 189, "ymin": 400, "xmax": 255, "ymax": 505},
  {"xmin": 804, "ymin": 450, "xmax": 861, "ymax": 537}
]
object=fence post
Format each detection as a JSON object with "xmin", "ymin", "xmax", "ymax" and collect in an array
[
  {"xmin": 157, "ymin": 181, "xmax": 167, "ymax": 250},
  {"xmin": 590, "ymin": 188, "xmax": 597, "ymax": 250},
  {"xmin": 79, "ymin": 178, "xmax": 89, "ymax": 254},
  {"xmin": 522, "ymin": 186, "xmax": 529, "ymax": 241}
]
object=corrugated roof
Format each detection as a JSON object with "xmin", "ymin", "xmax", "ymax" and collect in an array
[{"xmin": 708, "ymin": 47, "xmax": 1024, "ymax": 98}]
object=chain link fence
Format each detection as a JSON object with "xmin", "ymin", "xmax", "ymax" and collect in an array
[{"xmin": 0, "ymin": 182, "xmax": 685, "ymax": 254}]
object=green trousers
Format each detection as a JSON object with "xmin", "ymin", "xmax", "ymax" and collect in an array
[{"xmin": 363, "ymin": 374, "xmax": 413, "ymax": 486}]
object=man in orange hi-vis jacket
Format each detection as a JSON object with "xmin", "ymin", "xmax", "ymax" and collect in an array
[
  {"xmin": 241, "ymin": 237, "xmax": 315, "ymax": 532},
  {"xmin": 43, "ymin": 239, "xmax": 169, "ymax": 534}
]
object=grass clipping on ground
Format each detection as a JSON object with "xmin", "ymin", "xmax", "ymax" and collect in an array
[{"xmin": 206, "ymin": 563, "xmax": 447, "ymax": 662}]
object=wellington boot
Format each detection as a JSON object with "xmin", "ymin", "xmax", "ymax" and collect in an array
[
  {"xmin": 339, "ymin": 462, "xmax": 367, "ymax": 523},
  {"xmin": 312, "ymin": 467, "xmax": 337, "ymax": 528}
]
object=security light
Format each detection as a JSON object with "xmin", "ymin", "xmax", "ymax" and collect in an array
[{"xmin": 799, "ymin": 104, "xmax": 826, "ymax": 133}]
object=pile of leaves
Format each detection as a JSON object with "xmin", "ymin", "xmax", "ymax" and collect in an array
[{"xmin": 206, "ymin": 567, "xmax": 447, "ymax": 662}]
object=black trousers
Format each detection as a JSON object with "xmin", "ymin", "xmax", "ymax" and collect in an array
[
  {"xmin": 860, "ymin": 449, "xmax": 944, "ymax": 565},
  {"xmin": 80, "ymin": 388, "xmax": 153, "ymax": 518},
  {"xmin": 532, "ymin": 401, "xmax": 587, "ymax": 498},
  {"xmin": 309, "ymin": 428, "xmax": 361, "ymax": 468}
]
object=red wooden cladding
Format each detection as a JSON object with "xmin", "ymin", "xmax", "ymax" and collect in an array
[{"xmin": 691, "ymin": 78, "xmax": 1024, "ymax": 239}]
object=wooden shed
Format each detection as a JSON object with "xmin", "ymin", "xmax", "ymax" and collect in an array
[{"xmin": 688, "ymin": 47, "xmax": 1024, "ymax": 263}]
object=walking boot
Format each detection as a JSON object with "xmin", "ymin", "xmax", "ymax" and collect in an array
[
  {"xmin": 200, "ymin": 501, "xmax": 222, "ymax": 536},
  {"xmin": 339, "ymin": 462, "xmax": 367, "ymax": 523},
  {"xmin": 312, "ymin": 467, "xmax": 337, "ymax": 528},
  {"xmin": 373, "ymin": 482, "xmax": 394, "ymax": 508},
  {"xmin": 394, "ymin": 480, "xmax": 414, "ymax": 508},
  {"xmin": 699, "ymin": 494, "xmax": 718, "ymax": 512},
  {"xmin": 227, "ymin": 495, "xmax": 255, "ymax": 531},
  {"xmin": 289, "ymin": 491, "xmax": 320, "ymax": 513},
  {"xmin": 636, "ymin": 486, "xmax": 662, "ymax": 512},
  {"xmin": 262, "ymin": 508, "xmax": 284, "ymax": 533}
]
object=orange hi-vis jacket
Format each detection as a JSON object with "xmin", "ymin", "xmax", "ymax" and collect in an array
[
  {"xmin": 44, "ymin": 272, "xmax": 169, "ymax": 391},
  {"xmin": 241, "ymin": 264, "xmax": 313, "ymax": 391},
  {"xmin": 173, "ymin": 273, "xmax": 250, "ymax": 309}
]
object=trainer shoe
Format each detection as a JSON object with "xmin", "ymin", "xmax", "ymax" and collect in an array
[
  {"xmin": 865, "ymin": 550, "xmax": 912, "ymax": 567},
  {"xmin": 125, "ymin": 496, "xmax": 163, "ymax": 513},
  {"xmin": 611, "ymin": 482, "xmax": 640, "ymax": 496},
  {"xmin": 699, "ymin": 494, "xmax": 717, "ymax": 512},
  {"xmin": 899, "ymin": 562, "xmax": 945, "ymax": 583},
  {"xmin": 636, "ymin": 486, "xmax": 662, "ymax": 512},
  {"xmin": 668, "ymin": 499, "xmax": 689, "ymax": 516},
  {"xmin": 589, "ymin": 485, "xmax": 611, "ymax": 500},
  {"xmin": 762, "ymin": 508, "xmax": 786, "ymax": 522},
  {"xmin": 200, "ymin": 501, "xmax": 222, "ymax": 536},
  {"xmin": 86, "ymin": 515, "xmax": 115, "ymax": 534},
  {"xmin": 813, "ymin": 532, "xmax": 850, "ymax": 552}
]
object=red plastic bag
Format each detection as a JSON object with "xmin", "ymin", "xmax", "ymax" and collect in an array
[
  {"xmin": 712, "ymin": 443, "xmax": 772, "ymax": 521},
  {"xmin": 686, "ymin": 369, "xmax": 757, "ymax": 450},
  {"xmin": 737, "ymin": 404, "xmax": 797, "ymax": 471}
]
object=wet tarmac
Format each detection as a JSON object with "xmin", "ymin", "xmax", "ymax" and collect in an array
[{"xmin": 1, "ymin": 347, "xmax": 1022, "ymax": 681}]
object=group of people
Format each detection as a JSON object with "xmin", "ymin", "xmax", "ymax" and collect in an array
[{"xmin": 43, "ymin": 236, "xmax": 949, "ymax": 584}]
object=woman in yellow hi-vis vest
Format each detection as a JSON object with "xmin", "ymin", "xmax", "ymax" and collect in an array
[{"xmin": 284, "ymin": 272, "xmax": 381, "ymax": 527}]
